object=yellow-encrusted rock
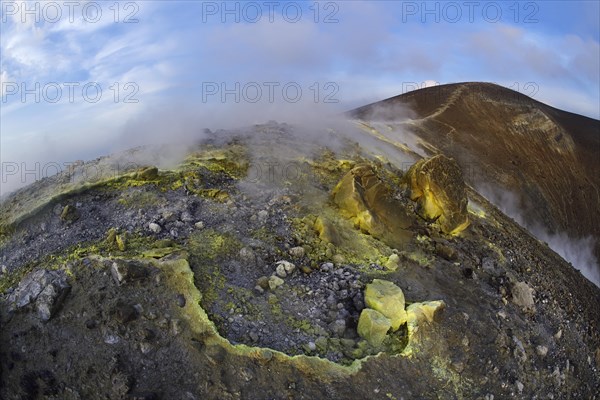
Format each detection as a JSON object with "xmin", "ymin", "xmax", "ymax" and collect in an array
[
  {"xmin": 401, "ymin": 300, "xmax": 445, "ymax": 357},
  {"xmin": 405, "ymin": 301, "xmax": 445, "ymax": 336},
  {"xmin": 332, "ymin": 164, "xmax": 412, "ymax": 248},
  {"xmin": 364, "ymin": 279, "xmax": 407, "ymax": 331},
  {"xmin": 314, "ymin": 216, "xmax": 341, "ymax": 245},
  {"xmin": 357, "ymin": 308, "xmax": 392, "ymax": 346}
]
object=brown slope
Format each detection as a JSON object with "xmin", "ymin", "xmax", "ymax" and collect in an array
[{"xmin": 349, "ymin": 82, "xmax": 600, "ymax": 261}]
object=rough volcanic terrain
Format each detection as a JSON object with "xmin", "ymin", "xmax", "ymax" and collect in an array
[
  {"xmin": 350, "ymin": 82, "xmax": 600, "ymax": 279},
  {"xmin": 1, "ymin": 113, "xmax": 599, "ymax": 398}
]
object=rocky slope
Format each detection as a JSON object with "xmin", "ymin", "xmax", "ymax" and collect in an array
[
  {"xmin": 350, "ymin": 82, "xmax": 600, "ymax": 283},
  {"xmin": 0, "ymin": 114, "xmax": 599, "ymax": 398}
]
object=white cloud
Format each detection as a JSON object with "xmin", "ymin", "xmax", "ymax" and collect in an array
[{"xmin": 0, "ymin": 70, "xmax": 12, "ymax": 96}]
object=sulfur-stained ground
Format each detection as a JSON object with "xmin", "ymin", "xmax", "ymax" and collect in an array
[{"xmin": 1, "ymin": 122, "xmax": 599, "ymax": 399}]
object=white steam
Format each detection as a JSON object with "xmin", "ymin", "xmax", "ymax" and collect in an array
[{"xmin": 477, "ymin": 184, "xmax": 600, "ymax": 287}]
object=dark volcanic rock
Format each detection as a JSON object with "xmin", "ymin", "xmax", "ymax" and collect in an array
[
  {"xmin": 7, "ymin": 269, "xmax": 70, "ymax": 321},
  {"xmin": 111, "ymin": 260, "xmax": 151, "ymax": 285}
]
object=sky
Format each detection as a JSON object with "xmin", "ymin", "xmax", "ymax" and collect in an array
[{"xmin": 0, "ymin": 0, "xmax": 599, "ymax": 194}]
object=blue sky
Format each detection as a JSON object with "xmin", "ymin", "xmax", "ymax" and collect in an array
[{"xmin": 0, "ymin": 0, "xmax": 599, "ymax": 194}]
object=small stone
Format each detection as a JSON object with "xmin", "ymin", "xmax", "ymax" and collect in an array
[
  {"xmin": 163, "ymin": 211, "xmax": 177, "ymax": 222},
  {"xmin": 53, "ymin": 204, "xmax": 63, "ymax": 216},
  {"xmin": 110, "ymin": 260, "xmax": 150, "ymax": 285},
  {"xmin": 300, "ymin": 265, "xmax": 312, "ymax": 274},
  {"xmin": 536, "ymin": 345, "xmax": 548, "ymax": 357},
  {"xmin": 157, "ymin": 317, "xmax": 169, "ymax": 329},
  {"xmin": 326, "ymin": 294, "xmax": 336, "ymax": 307},
  {"xmin": 321, "ymin": 262, "xmax": 333, "ymax": 272},
  {"xmin": 181, "ymin": 211, "xmax": 194, "ymax": 222},
  {"xmin": 171, "ymin": 319, "xmax": 181, "ymax": 336},
  {"xmin": 554, "ymin": 329, "xmax": 562, "ymax": 340},
  {"xmin": 307, "ymin": 341, "xmax": 316, "ymax": 351},
  {"xmin": 148, "ymin": 223, "xmax": 162, "ymax": 233},
  {"xmin": 351, "ymin": 348, "xmax": 364, "ymax": 359},
  {"xmin": 146, "ymin": 310, "xmax": 158, "ymax": 320},
  {"xmin": 384, "ymin": 254, "xmax": 400, "ymax": 270},
  {"xmin": 254, "ymin": 285, "xmax": 264, "ymax": 294},
  {"xmin": 315, "ymin": 336, "xmax": 328, "ymax": 351},
  {"xmin": 277, "ymin": 260, "xmax": 295, "ymax": 275},
  {"xmin": 112, "ymin": 301, "xmax": 141, "ymax": 324},
  {"xmin": 256, "ymin": 276, "xmax": 270, "ymax": 290},
  {"xmin": 516, "ymin": 381, "xmax": 524, "ymax": 394},
  {"xmin": 60, "ymin": 205, "xmax": 80, "ymax": 222},
  {"xmin": 352, "ymin": 294, "xmax": 365, "ymax": 311},
  {"xmin": 257, "ymin": 210, "xmax": 268, "ymax": 222},
  {"xmin": 289, "ymin": 246, "xmax": 305, "ymax": 258},
  {"xmin": 249, "ymin": 331, "xmax": 259, "ymax": 342},
  {"xmin": 511, "ymin": 281, "xmax": 535, "ymax": 313},
  {"xmin": 140, "ymin": 342, "xmax": 153, "ymax": 355},
  {"xmin": 194, "ymin": 221, "xmax": 204, "ymax": 229},
  {"xmin": 329, "ymin": 319, "xmax": 347, "ymax": 337},
  {"xmin": 260, "ymin": 349, "xmax": 273, "ymax": 361},
  {"xmin": 268, "ymin": 276, "xmax": 284, "ymax": 290},
  {"xmin": 239, "ymin": 247, "xmax": 255, "ymax": 263},
  {"xmin": 512, "ymin": 336, "xmax": 527, "ymax": 362},
  {"xmin": 36, "ymin": 280, "xmax": 70, "ymax": 322},
  {"xmin": 481, "ymin": 257, "xmax": 496, "ymax": 273},
  {"xmin": 275, "ymin": 264, "xmax": 287, "ymax": 278},
  {"xmin": 175, "ymin": 294, "xmax": 186, "ymax": 307},
  {"xmin": 267, "ymin": 294, "xmax": 278, "ymax": 305},
  {"xmin": 170, "ymin": 229, "xmax": 179, "ymax": 238},
  {"xmin": 106, "ymin": 228, "xmax": 118, "ymax": 247},
  {"xmin": 332, "ymin": 254, "xmax": 345, "ymax": 265},
  {"xmin": 104, "ymin": 334, "xmax": 120, "ymax": 345},
  {"xmin": 452, "ymin": 361, "xmax": 465, "ymax": 373},
  {"xmin": 116, "ymin": 233, "xmax": 127, "ymax": 251}
]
